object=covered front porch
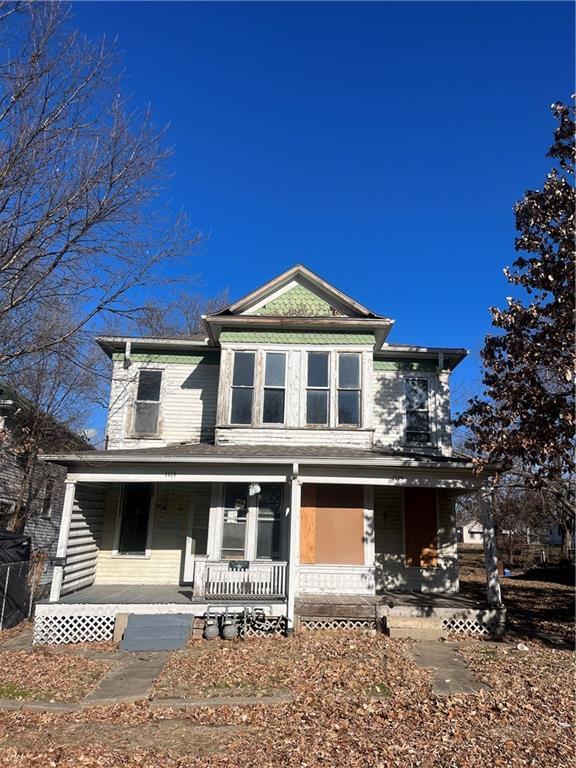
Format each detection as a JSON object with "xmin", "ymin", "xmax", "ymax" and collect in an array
[{"xmin": 38, "ymin": 445, "xmax": 503, "ymax": 643}]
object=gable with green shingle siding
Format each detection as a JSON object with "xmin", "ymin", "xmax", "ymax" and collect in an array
[
  {"xmin": 112, "ymin": 352, "xmax": 220, "ymax": 365},
  {"xmin": 253, "ymin": 284, "xmax": 335, "ymax": 316},
  {"xmin": 219, "ymin": 330, "xmax": 375, "ymax": 344},
  {"xmin": 373, "ymin": 359, "xmax": 437, "ymax": 372}
]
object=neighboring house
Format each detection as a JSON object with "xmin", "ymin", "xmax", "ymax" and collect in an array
[
  {"xmin": 0, "ymin": 383, "xmax": 92, "ymax": 597},
  {"xmin": 457, "ymin": 520, "xmax": 484, "ymax": 547},
  {"xmin": 38, "ymin": 265, "xmax": 499, "ymax": 643}
]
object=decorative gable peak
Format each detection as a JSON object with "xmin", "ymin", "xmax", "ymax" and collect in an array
[
  {"xmin": 250, "ymin": 281, "xmax": 345, "ymax": 318},
  {"xmin": 214, "ymin": 265, "xmax": 381, "ymax": 319}
]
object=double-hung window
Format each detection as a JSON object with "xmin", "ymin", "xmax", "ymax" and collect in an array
[
  {"xmin": 256, "ymin": 484, "xmax": 282, "ymax": 560},
  {"xmin": 134, "ymin": 370, "xmax": 162, "ymax": 435},
  {"xmin": 262, "ymin": 353, "xmax": 286, "ymax": 424},
  {"xmin": 221, "ymin": 485, "xmax": 249, "ymax": 559},
  {"xmin": 337, "ymin": 353, "xmax": 361, "ymax": 426},
  {"xmin": 405, "ymin": 378, "xmax": 431, "ymax": 444},
  {"xmin": 306, "ymin": 352, "xmax": 330, "ymax": 425},
  {"xmin": 230, "ymin": 352, "xmax": 255, "ymax": 424}
]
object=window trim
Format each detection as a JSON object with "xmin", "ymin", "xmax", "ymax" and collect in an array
[
  {"xmin": 305, "ymin": 351, "xmax": 331, "ymax": 426},
  {"xmin": 132, "ymin": 368, "xmax": 164, "ymax": 437},
  {"xmin": 219, "ymin": 484, "xmax": 250, "ymax": 560},
  {"xmin": 41, "ymin": 478, "xmax": 55, "ymax": 519},
  {"xmin": 230, "ymin": 351, "xmax": 257, "ymax": 426},
  {"xmin": 336, "ymin": 352, "xmax": 362, "ymax": 427},
  {"xmin": 404, "ymin": 376, "xmax": 434, "ymax": 446},
  {"xmin": 112, "ymin": 483, "xmax": 156, "ymax": 559},
  {"xmin": 255, "ymin": 484, "xmax": 284, "ymax": 561},
  {"xmin": 261, "ymin": 351, "xmax": 287, "ymax": 426}
]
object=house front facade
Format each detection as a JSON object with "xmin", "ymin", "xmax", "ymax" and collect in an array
[{"xmin": 38, "ymin": 265, "xmax": 500, "ymax": 643}]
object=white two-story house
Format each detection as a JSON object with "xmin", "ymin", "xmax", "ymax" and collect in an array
[{"xmin": 37, "ymin": 266, "xmax": 502, "ymax": 644}]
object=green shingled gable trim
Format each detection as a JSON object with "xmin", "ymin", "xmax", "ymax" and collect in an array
[
  {"xmin": 112, "ymin": 352, "xmax": 220, "ymax": 365},
  {"xmin": 374, "ymin": 359, "xmax": 437, "ymax": 372},
  {"xmin": 220, "ymin": 330, "xmax": 375, "ymax": 344},
  {"xmin": 253, "ymin": 284, "xmax": 334, "ymax": 316}
]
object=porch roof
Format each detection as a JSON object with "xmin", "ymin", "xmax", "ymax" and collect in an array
[{"xmin": 42, "ymin": 442, "xmax": 478, "ymax": 471}]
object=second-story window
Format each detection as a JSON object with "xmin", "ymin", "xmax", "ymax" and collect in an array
[
  {"xmin": 405, "ymin": 378, "xmax": 431, "ymax": 444},
  {"xmin": 263, "ymin": 352, "xmax": 286, "ymax": 424},
  {"xmin": 134, "ymin": 370, "xmax": 162, "ymax": 435},
  {"xmin": 306, "ymin": 352, "xmax": 330, "ymax": 425},
  {"xmin": 231, "ymin": 352, "xmax": 255, "ymax": 424},
  {"xmin": 337, "ymin": 353, "xmax": 361, "ymax": 426}
]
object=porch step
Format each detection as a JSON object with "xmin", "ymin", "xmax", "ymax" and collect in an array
[
  {"xmin": 120, "ymin": 613, "xmax": 193, "ymax": 651},
  {"xmin": 384, "ymin": 615, "xmax": 446, "ymax": 640}
]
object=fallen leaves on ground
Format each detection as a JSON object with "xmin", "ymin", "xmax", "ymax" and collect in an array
[
  {"xmin": 459, "ymin": 553, "xmax": 574, "ymax": 641},
  {"xmin": 153, "ymin": 631, "xmax": 422, "ymax": 699},
  {"xmin": 0, "ymin": 631, "xmax": 573, "ymax": 767},
  {"xmin": 0, "ymin": 649, "xmax": 111, "ymax": 702}
]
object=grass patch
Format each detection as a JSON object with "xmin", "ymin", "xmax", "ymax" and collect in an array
[
  {"xmin": 371, "ymin": 682, "xmax": 392, "ymax": 698},
  {"xmin": 0, "ymin": 683, "xmax": 35, "ymax": 699}
]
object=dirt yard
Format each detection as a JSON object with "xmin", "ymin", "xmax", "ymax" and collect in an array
[
  {"xmin": 0, "ymin": 628, "xmax": 573, "ymax": 767},
  {"xmin": 459, "ymin": 551, "xmax": 575, "ymax": 642}
]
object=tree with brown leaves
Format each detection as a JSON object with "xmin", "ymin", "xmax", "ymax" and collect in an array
[{"xmin": 457, "ymin": 100, "xmax": 575, "ymax": 555}]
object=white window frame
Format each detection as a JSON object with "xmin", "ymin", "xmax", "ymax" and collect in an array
[
  {"xmin": 229, "ymin": 350, "xmax": 257, "ymax": 426},
  {"xmin": 132, "ymin": 368, "xmax": 164, "ymax": 437},
  {"xmin": 336, "ymin": 352, "xmax": 362, "ymax": 427},
  {"xmin": 305, "ymin": 350, "xmax": 331, "ymax": 427},
  {"xmin": 403, "ymin": 375, "xmax": 435, "ymax": 447},
  {"xmin": 41, "ymin": 478, "xmax": 55, "ymax": 519},
  {"xmin": 112, "ymin": 483, "xmax": 156, "ymax": 559},
  {"xmin": 261, "ymin": 351, "xmax": 287, "ymax": 426},
  {"xmin": 217, "ymin": 483, "xmax": 285, "ymax": 562},
  {"xmin": 255, "ymin": 484, "xmax": 284, "ymax": 561}
]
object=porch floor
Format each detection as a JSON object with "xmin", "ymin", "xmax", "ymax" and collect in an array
[{"xmin": 50, "ymin": 585, "xmax": 286, "ymax": 606}]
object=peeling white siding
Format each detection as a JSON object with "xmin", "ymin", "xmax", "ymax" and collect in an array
[
  {"xmin": 94, "ymin": 483, "xmax": 210, "ymax": 585},
  {"xmin": 62, "ymin": 484, "xmax": 105, "ymax": 595},
  {"xmin": 106, "ymin": 359, "xmax": 219, "ymax": 450},
  {"xmin": 374, "ymin": 487, "xmax": 458, "ymax": 593}
]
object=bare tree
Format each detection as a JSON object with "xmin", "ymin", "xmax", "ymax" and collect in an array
[
  {"xmin": 134, "ymin": 289, "xmax": 230, "ymax": 337},
  {"xmin": 0, "ymin": 2, "xmax": 199, "ymax": 374}
]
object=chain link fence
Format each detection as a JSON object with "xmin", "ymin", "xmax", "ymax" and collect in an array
[{"xmin": 0, "ymin": 560, "xmax": 33, "ymax": 630}]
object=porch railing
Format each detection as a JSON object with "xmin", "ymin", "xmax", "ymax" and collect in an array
[{"xmin": 204, "ymin": 561, "xmax": 287, "ymax": 600}]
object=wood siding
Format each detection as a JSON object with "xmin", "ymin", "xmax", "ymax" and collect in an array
[
  {"xmin": 62, "ymin": 484, "xmax": 106, "ymax": 595},
  {"xmin": 106, "ymin": 358, "xmax": 219, "ymax": 450},
  {"xmin": 374, "ymin": 487, "xmax": 458, "ymax": 593},
  {"xmin": 104, "ymin": 348, "xmax": 452, "ymax": 455},
  {"xmin": 94, "ymin": 483, "xmax": 211, "ymax": 585}
]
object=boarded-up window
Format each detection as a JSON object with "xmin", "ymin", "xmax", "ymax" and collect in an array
[
  {"xmin": 404, "ymin": 488, "xmax": 438, "ymax": 568},
  {"xmin": 300, "ymin": 484, "xmax": 364, "ymax": 565}
]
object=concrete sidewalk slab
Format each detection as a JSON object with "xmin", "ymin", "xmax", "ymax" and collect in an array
[{"xmin": 409, "ymin": 640, "xmax": 485, "ymax": 695}]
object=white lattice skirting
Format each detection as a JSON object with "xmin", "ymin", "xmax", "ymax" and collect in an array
[
  {"xmin": 300, "ymin": 618, "xmax": 377, "ymax": 631},
  {"xmin": 442, "ymin": 615, "xmax": 500, "ymax": 636},
  {"xmin": 34, "ymin": 613, "xmax": 115, "ymax": 644}
]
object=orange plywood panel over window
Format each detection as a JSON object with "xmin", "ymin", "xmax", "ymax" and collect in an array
[
  {"xmin": 300, "ymin": 484, "xmax": 317, "ymax": 564},
  {"xmin": 300, "ymin": 484, "xmax": 364, "ymax": 565},
  {"xmin": 404, "ymin": 488, "xmax": 438, "ymax": 568}
]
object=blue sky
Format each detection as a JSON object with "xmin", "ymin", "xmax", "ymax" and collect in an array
[{"xmin": 73, "ymin": 1, "xmax": 573, "ymax": 414}]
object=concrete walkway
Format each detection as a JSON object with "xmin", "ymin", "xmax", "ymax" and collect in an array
[
  {"xmin": 409, "ymin": 640, "xmax": 485, "ymax": 695},
  {"xmin": 83, "ymin": 652, "xmax": 168, "ymax": 705}
]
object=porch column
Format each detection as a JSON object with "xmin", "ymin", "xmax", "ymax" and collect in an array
[
  {"xmin": 479, "ymin": 489, "xmax": 502, "ymax": 607},
  {"xmin": 49, "ymin": 479, "xmax": 76, "ymax": 602},
  {"xmin": 286, "ymin": 463, "xmax": 301, "ymax": 632}
]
